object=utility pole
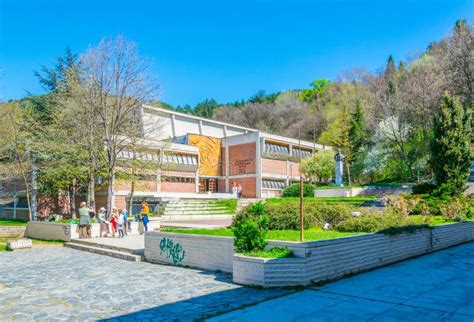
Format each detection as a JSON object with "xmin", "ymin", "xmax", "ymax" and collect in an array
[{"xmin": 299, "ymin": 128, "xmax": 304, "ymax": 242}]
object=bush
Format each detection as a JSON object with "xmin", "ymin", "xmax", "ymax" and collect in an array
[
  {"xmin": 243, "ymin": 247, "xmax": 293, "ymax": 258},
  {"xmin": 232, "ymin": 202, "xmax": 269, "ymax": 253},
  {"xmin": 264, "ymin": 202, "xmax": 356, "ymax": 230},
  {"xmin": 336, "ymin": 211, "xmax": 412, "ymax": 233},
  {"xmin": 412, "ymin": 182, "xmax": 437, "ymax": 195},
  {"xmin": 281, "ymin": 183, "xmax": 314, "ymax": 197}
]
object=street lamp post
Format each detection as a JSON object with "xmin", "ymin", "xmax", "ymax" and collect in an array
[{"xmin": 299, "ymin": 128, "xmax": 304, "ymax": 242}]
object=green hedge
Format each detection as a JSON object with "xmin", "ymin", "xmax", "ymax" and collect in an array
[
  {"xmin": 235, "ymin": 201, "xmax": 357, "ymax": 230},
  {"xmin": 281, "ymin": 183, "xmax": 314, "ymax": 197}
]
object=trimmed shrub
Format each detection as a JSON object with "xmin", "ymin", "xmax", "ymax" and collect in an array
[
  {"xmin": 336, "ymin": 212, "xmax": 412, "ymax": 233},
  {"xmin": 264, "ymin": 202, "xmax": 356, "ymax": 230},
  {"xmin": 281, "ymin": 183, "xmax": 314, "ymax": 197},
  {"xmin": 232, "ymin": 202, "xmax": 269, "ymax": 253},
  {"xmin": 412, "ymin": 182, "xmax": 437, "ymax": 195}
]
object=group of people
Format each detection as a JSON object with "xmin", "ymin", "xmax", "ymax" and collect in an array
[
  {"xmin": 78, "ymin": 201, "xmax": 151, "ymax": 239},
  {"xmin": 231, "ymin": 182, "xmax": 243, "ymax": 198}
]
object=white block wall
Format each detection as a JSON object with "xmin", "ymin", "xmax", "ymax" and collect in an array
[
  {"xmin": 0, "ymin": 226, "xmax": 26, "ymax": 238},
  {"xmin": 26, "ymin": 221, "xmax": 161, "ymax": 241},
  {"xmin": 234, "ymin": 222, "xmax": 474, "ymax": 287},
  {"xmin": 145, "ymin": 232, "xmax": 234, "ymax": 273}
]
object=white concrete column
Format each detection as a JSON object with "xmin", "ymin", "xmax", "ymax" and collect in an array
[
  {"xmin": 256, "ymin": 134, "xmax": 262, "ymax": 198},
  {"xmin": 198, "ymin": 120, "xmax": 203, "ymax": 135},
  {"xmin": 157, "ymin": 149, "xmax": 164, "ymax": 193},
  {"xmin": 225, "ymin": 141, "xmax": 230, "ymax": 193},
  {"xmin": 223, "ymin": 125, "xmax": 228, "ymax": 137},
  {"xmin": 171, "ymin": 114, "xmax": 176, "ymax": 137}
]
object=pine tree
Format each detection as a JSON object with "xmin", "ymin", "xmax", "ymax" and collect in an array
[
  {"xmin": 384, "ymin": 55, "xmax": 396, "ymax": 78},
  {"xmin": 349, "ymin": 100, "xmax": 369, "ymax": 156},
  {"xmin": 431, "ymin": 93, "xmax": 472, "ymax": 195}
]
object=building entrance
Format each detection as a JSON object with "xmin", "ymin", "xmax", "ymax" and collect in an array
[{"xmin": 198, "ymin": 178, "xmax": 218, "ymax": 193}]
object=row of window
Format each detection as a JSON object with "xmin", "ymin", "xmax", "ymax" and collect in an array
[
  {"xmin": 162, "ymin": 154, "xmax": 198, "ymax": 166},
  {"xmin": 118, "ymin": 150, "xmax": 198, "ymax": 166},
  {"xmin": 262, "ymin": 180, "xmax": 287, "ymax": 190},
  {"xmin": 118, "ymin": 150, "xmax": 160, "ymax": 162},
  {"xmin": 265, "ymin": 143, "xmax": 289, "ymax": 154},
  {"xmin": 162, "ymin": 176, "xmax": 195, "ymax": 184},
  {"xmin": 264, "ymin": 143, "xmax": 312, "ymax": 157},
  {"xmin": 292, "ymin": 149, "xmax": 312, "ymax": 158}
]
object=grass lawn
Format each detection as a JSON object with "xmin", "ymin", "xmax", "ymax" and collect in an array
[
  {"xmin": 163, "ymin": 215, "xmax": 462, "ymax": 242},
  {"xmin": 163, "ymin": 227, "xmax": 365, "ymax": 241},
  {"xmin": 0, "ymin": 219, "xmax": 28, "ymax": 226},
  {"xmin": 0, "ymin": 237, "xmax": 64, "ymax": 251}
]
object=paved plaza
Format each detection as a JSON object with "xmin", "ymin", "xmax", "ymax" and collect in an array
[
  {"xmin": 211, "ymin": 242, "xmax": 474, "ymax": 321},
  {"xmin": 1, "ymin": 242, "xmax": 473, "ymax": 321},
  {"xmin": 0, "ymin": 247, "xmax": 291, "ymax": 321}
]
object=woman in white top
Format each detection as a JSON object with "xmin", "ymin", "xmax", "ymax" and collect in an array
[{"xmin": 231, "ymin": 182, "xmax": 238, "ymax": 198}]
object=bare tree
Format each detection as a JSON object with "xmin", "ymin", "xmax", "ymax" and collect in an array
[{"xmin": 77, "ymin": 35, "xmax": 159, "ymax": 214}]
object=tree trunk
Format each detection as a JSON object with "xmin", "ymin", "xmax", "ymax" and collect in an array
[
  {"xmin": 345, "ymin": 160, "xmax": 352, "ymax": 187},
  {"xmin": 88, "ymin": 171, "xmax": 96, "ymax": 212},
  {"xmin": 70, "ymin": 185, "xmax": 77, "ymax": 220},
  {"xmin": 106, "ymin": 169, "xmax": 115, "ymax": 215},
  {"xmin": 128, "ymin": 177, "xmax": 135, "ymax": 217}
]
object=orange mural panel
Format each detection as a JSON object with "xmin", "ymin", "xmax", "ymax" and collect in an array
[{"xmin": 188, "ymin": 134, "xmax": 221, "ymax": 177}]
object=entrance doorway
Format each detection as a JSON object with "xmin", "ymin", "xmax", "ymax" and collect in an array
[{"xmin": 199, "ymin": 178, "xmax": 218, "ymax": 193}]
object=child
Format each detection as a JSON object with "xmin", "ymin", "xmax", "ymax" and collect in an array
[
  {"xmin": 110, "ymin": 208, "xmax": 118, "ymax": 237},
  {"xmin": 117, "ymin": 211, "xmax": 125, "ymax": 238}
]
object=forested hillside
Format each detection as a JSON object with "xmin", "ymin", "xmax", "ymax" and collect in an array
[{"xmin": 160, "ymin": 20, "xmax": 473, "ymax": 184}]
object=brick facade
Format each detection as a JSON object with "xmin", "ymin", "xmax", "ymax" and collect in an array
[
  {"xmin": 228, "ymin": 177, "xmax": 256, "ymax": 198},
  {"xmin": 228, "ymin": 143, "xmax": 256, "ymax": 176}
]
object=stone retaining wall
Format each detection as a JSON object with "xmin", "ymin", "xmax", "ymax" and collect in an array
[
  {"xmin": 233, "ymin": 222, "xmax": 474, "ymax": 287},
  {"xmin": 0, "ymin": 226, "xmax": 26, "ymax": 238},
  {"xmin": 26, "ymin": 221, "xmax": 161, "ymax": 242},
  {"xmin": 144, "ymin": 232, "xmax": 234, "ymax": 273}
]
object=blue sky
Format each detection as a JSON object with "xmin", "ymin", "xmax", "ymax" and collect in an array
[{"xmin": 0, "ymin": 0, "xmax": 472, "ymax": 106}]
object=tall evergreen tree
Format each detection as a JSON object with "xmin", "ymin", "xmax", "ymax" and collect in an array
[
  {"xmin": 430, "ymin": 93, "xmax": 472, "ymax": 195},
  {"xmin": 384, "ymin": 55, "xmax": 396, "ymax": 78},
  {"xmin": 349, "ymin": 100, "xmax": 369, "ymax": 156}
]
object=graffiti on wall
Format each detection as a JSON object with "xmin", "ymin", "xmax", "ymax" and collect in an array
[{"xmin": 159, "ymin": 237, "xmax": 186, "ymax": 264}]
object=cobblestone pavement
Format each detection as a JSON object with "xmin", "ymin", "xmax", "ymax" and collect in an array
[{"xmin": 0, "ymin": 248, "xmax": 291, "ymax": 321}]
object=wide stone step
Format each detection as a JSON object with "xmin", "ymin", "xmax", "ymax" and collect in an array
[
  {"xmin": 69, "ymin": 239, "xmax": 143, "ymax": 255},
  {"xmin": 163, "ymin": 209, "xmax": 233, "ymax": 215},
  {"xmin": 164, "ymin": 205, "xmax": 229, "ymax": 211},
  {"xmin": 160, "ymin": 214, "xmax": 233, "ymax": 220},
  {"xmin": 64, "ymin": 242, "xmax": 143, "ymax": 262}
]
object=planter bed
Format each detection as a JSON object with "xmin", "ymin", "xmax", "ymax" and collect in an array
[{"xmin": 146, "ymin": 222, "xmax": 474, "ymax": 288}]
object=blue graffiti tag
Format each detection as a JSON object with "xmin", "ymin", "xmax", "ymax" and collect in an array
[{"xmin": 159, "ymin": 237, "xmax": 185, "ymax": 264}]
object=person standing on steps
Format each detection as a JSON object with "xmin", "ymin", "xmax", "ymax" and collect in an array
[{"xmin": 237, "ymin": 184, "xmax": 243, "ymax": 198}]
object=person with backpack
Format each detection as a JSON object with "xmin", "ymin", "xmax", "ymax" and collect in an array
[{"xmin": 140, "ymin": 201, "xmax": 150, "ymax": 233}]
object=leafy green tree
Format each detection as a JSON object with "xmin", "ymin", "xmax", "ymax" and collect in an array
[
  {"xmin": 430, "ymin": 93, "xmax": 472, "ymax": 195},
  {"xmin": 0, "ymin": 103, "xmax": 39, "ymax": 220},
  {"xmin": 299, "ymin": 79, "xmax": 331, "ymax": 103},
  {"xmin": 301, "ymin": 150, "xmax": 335, "ymax": 183}
]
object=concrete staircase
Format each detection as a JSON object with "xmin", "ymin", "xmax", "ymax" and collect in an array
[
  {"xmin": 236, "ymin": 198, "xmax": 264, "ymax": 213},
  {"xmin": 64, "ymin": 239, "xmax": 143, "ymax": 262},
  {"xmin": 160, "ymin": 199, "xmax": 235, "ymax": 220}
]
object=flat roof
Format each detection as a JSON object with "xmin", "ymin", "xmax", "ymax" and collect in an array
[{"xmin": 143, "ymin": 104, "xmax": 332, "ymax": 150}]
